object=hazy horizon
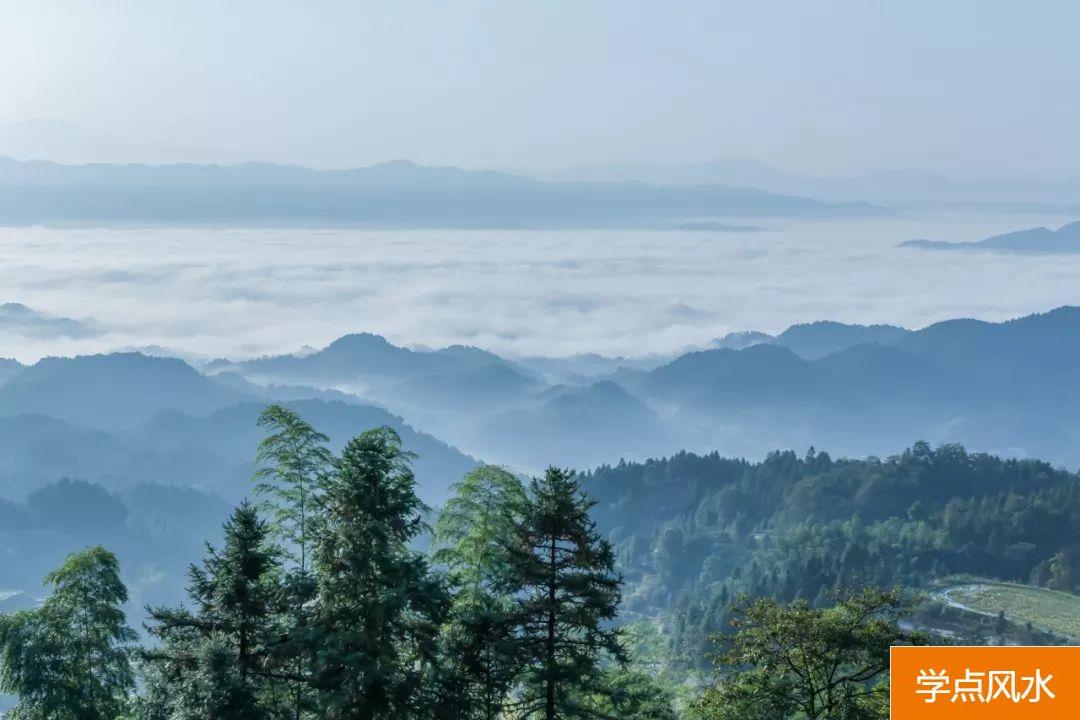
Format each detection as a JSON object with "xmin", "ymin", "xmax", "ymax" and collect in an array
[
  {"xmin": 3, "ymin": 1, "xmax": 1079, "ymax": 177},
  {"xmin": 1, "ymin": 151, "xmax": 1078, "ymax": 185}
]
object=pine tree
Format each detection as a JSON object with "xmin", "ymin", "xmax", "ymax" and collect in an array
[
  {"xmin": 434, "ymin": 465, "xmax": 529, "ymax": 720},
  {"xmin": 0, "ymin": 546, "xmax": 136, "ymax": 720},
  {"xmin": 505, "ymin": 467, "xmax": 625, "ymax": 720},
  {"xmin": 310, "ymin": 427, "xmax": 448, "ymax": 720},
  {"xmin": 579, "ymin": 668, "xmax": 680, "ymax": 720},
  {"xmin": 143, "ymin": 502, "xmax": 286, "ymax": 720}
]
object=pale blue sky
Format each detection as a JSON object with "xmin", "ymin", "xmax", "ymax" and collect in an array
[{"xmin": 1, "ymin": 0, "xmax": 1077, "ymax": 176}]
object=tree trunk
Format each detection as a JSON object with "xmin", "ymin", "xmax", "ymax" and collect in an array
[{"xmin": 546, "ymin": 533, "xmax": 557, "ymax": 720}]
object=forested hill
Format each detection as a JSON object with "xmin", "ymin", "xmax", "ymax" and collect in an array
[{"xmin": 583, "ymin": 443, "xmax": 1080, "ymax": 667}]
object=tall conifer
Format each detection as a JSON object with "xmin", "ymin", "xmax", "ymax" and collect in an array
[
  {"xmin": 311, "ymin": 427, "xmax": 448, "ymax": 720},
  {"xmin": 505, "ymin": 467, "xmax": 624, "ymax": 720}
]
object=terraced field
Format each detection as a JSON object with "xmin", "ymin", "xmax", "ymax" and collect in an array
[{"xmin": 937, "ymin": 582, "xmax": 1080, "ymax": 639}]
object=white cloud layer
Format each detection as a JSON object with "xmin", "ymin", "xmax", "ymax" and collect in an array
[{"xmin": 1, "ymin": 212, "xmax": 1079, "ymax": 364}]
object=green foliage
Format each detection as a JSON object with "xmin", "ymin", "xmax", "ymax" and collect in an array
[
  {"xmin": 435, "ymin": 594, "xmax": 519, "ymax": 720},
  {"xmin": 253, "ymin": 403, "xmax": 334, "ymax": 718},
  {"xmin": 434, "ymin": 465, "xmax": 529, "ymax": 720},
  {"xmin": 310, "ymin": 426, "xmax": 449, "ymax": 719},
  {"xmin": 254, "ymin": 404, "xmax": 333, "ymax": 574},
  {"xmin": 579, "ymin": 668, "xmax": 680, "ymax": 720},
  {"xmin": 1047, "ymin": 550, "xmax": 1073, "ymax": 591},
  {"xmin": 692, "ymin": 587, "xmax": 923, "ymax": 720},
  {"xmin": 434, "ymin": 465, "xmax": 529, "ymax": 592},
  {"xmin": 3, "ymin": 410, "xmax": 657, "ymax": 718},
  {"xmin": 19, "ymin": 409, "xmax": 1013, "ymax": 720},
  {"xmin": 0, "ymin": 546, "xmax": 136, "ymax": 720},
  {"xmin": 505, "ymin": 467, "xmax": 625, "ymax": 720},
  {"xmin": 142, "ymin": 501, "xmax": 286, "ymax": 720},
  {"xmin": 585, "ymin": 443, "xmax": 1080, "ymax": 668}
]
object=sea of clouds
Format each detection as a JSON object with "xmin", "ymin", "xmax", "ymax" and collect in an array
[{"xmin": 2, "ymin": 212, "xmax": 1079, "ymax": 365}]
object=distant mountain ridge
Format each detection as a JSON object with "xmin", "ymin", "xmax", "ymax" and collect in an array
[
  {"xmin": 900, "ymin": 221, "xmax": 1080, "ymax": 253},
  {"xmin": 477, "ymin": 380, "xmax": 673, "ymax": 471},
  {"xmin": 0, "ymin": 352, "xmax": 248, "ymax": 429},
  {"xmin": 663, "ymin": 306, "xmax": 1080, "ymax": 393},
  {"xmin": 710, "ymin": 321, "xmax": 911, "ymax": 359},
  {"xmin": 635, "ymin": 306, "xmax": 1080, "ymax": 463},
  {"xmin": 5, "ymin": 305, "xmax": 1080, "ymax": 488},
  {"xmin": 195, "ymin": 305, "xmax": 1080, "ymax": 471},
  {"xmin": 0, "ymin": 357, "xmax": 22, "ymax": 384},
  {"xmin": 0, "ymin": 351, "xmax": 477, "ymax": 503},
  {"xmin": 539, "ymin": 157, "xmax": 1080, "ymax": 207},
  {"xmin": 0, "ymin": 157, "xmax": 533, "ymax": 189},
  {"xmin": 0, "ymin": 156, "xmax": 880, "ymax": 227},
  {"xmin": 0, "ymin": 302, "xmax": 102, "ymax": 339},
  {"xmin": 207, "ymin": 333, "xmax": 522, "ymax": 385}
]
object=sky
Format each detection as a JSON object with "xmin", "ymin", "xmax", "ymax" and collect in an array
[{"xmin": 1, "ymin": 0, "xmax": 1078, "ymax": 177}]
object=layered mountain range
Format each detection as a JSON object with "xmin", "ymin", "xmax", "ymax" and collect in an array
[
  {"xmin": 4, "ymin": 306, "xmax": 1080, "ymax": 510},
  {"xmin": 4, "ymin": 304, "xmax": 1080, "ymax": 632}
]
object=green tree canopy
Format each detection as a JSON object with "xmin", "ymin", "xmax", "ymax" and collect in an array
[
  {"xmin": 505, "ymin": 467, "xmax": 625, "ymax": 720},
  {"xmin": 693, "ymin": 587, "xmax": 925, "ymax": 720},
  {"xmin": 0, "ymin": 546, "xmax": 136, "ymax": 720},
  {"xmin": 254, "ymin": 404, "xmax": 333, "ymax": 574},
  {"xmin": 142, "ymin": 501, "xmax": 285, "ymax": 720},
  {"xmin": 253, "ymin": 403, "xmax": 335, "ymax": 719},
  {"xmin": 434, "ymin": 464, "xmax": 529, "ymax": 593},
  {"xmin": 434, "ymin": 465, "xmax": 529, "ymax": 720},
  {"xmin": 311, "ymin": 426, "xmax": 449, "ymax": 719},
  {"xmin": 578, "ymin": 667, "xmax": 680, "ymax": 720}
]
